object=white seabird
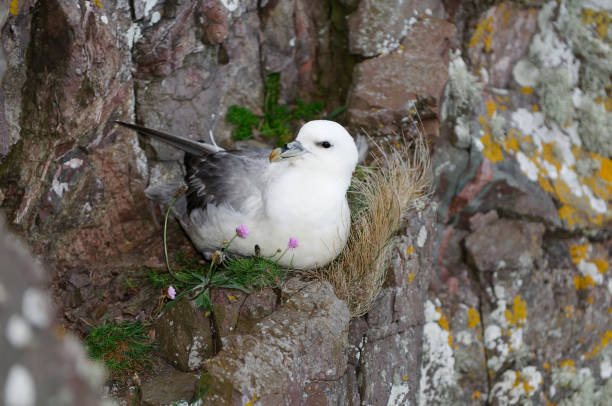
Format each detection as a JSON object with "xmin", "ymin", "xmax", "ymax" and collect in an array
[{"xmin": 117, "ymin": 120, "xmax": 359, "ymax": 269}]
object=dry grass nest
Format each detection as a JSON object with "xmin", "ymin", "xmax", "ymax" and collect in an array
[{"xmin": 317, "ymin": 132, "xmax": 432, "ymax": 318}]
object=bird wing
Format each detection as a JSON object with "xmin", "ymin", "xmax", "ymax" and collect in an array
[
  {"xmin": 186, "ymin": 147, "xmax": 271, "ymax": 215},
  {"xmin": 115, "ymin": 121, "xmax": 223, "ymax": 155}
]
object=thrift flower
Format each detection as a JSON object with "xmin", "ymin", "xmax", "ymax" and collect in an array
[
  {"xmin": 288, "ymin": 237, "xmax": 299, "ymax": 249},
  {"xmin": 167, "ymin": 286, "xmax": 176, "ymax": 300},
  {"xmin": 235, "ymin": 224, "xmax": 250, "ymax": 238}
]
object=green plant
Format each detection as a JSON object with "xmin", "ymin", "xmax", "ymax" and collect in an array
[
  {"xmin": 155, "ymin": 194, "xmax": 291, "ymax": 313},
  {"xmin": 226, "ymin": 73, "xmax": 325, "ymax": 146},
  {"xmin": 148, "ymin": 252, "xmax": 289, "ymax": 312},
  {"xmin": 85, "ymin": 320, "xmax": 155, "ymax": 380}
]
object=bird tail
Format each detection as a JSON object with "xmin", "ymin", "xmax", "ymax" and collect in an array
[{"xmin": 115, "ymin": 121, "xmax": 223, "ymax": 156}]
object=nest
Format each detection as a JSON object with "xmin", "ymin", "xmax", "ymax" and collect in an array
[{"xmin": 318, "ymin": 132, "xmax": 431, "ymax": 318}]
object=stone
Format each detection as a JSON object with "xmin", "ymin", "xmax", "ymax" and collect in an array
[
  {"xmin": 155, "ymin": 298, "xmax": 215, "ymax": 372},
  {"xmin": 348, "ymin": 0, "xmax": 447, "ymax": 57},
  {"xmin": 140, "ymin": 370, "xmax": 199, "ymax": 406},
  {"xmin": 235, "ymin": 288, "xmax": 278, "ymax": 334},
  {"xmin": 466, "ymin": 3, "xmax": 538, "ymax": 88},
  {"xmin": 346, "ymin": 19, "xmax": 456, "ymax": 128},
  {"xmin": 465, "ymin": 219, "xmax": 545, "ymax": 272},
  {"xmin": 200, "ymin": 279, "xmax": 350, "ymax": 404},
  {"xmin": 210, "ymin": 288, "xmax": 246, "ymax": 338},
  {"xmin": 0, "ymin": 220, "xmax": 104, "ymax": 404}
]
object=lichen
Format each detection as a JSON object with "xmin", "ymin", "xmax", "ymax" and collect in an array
[
  {"xmin": 441, "ymin": 50, "xmax": 483, "ymax": 122},
  {"xmin": 536, "ymin": 67, "xmax": 575, "ymax": 126},
  {"xmin": 577, "ymin": 96, "xmax": 612, "ymax": 157},
  {"xmin": 418, "ymin": 300, "xmax": 458, "ymax": 405}
]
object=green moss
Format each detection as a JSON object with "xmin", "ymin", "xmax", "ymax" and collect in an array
[
  {"xmin": 85, "ymin": 320, "xmax": 155, "ymax": 380},
  {"xmin": 226, "ymin": 73, "xmax": 324, "ymax": 146}
]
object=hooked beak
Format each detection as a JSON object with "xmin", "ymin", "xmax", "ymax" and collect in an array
[{"xmin": 269, "ymin": 141, "xmax": 306, "ymax": 162}]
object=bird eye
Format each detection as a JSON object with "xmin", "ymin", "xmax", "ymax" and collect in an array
[{"xmin": 319, "ymin": 141, "xmax": 332, "ymax": 149}]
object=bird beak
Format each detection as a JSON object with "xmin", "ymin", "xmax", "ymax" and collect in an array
[{"xmin": 269, "ymin": 141, "xmax": 305, "ymax": 162}]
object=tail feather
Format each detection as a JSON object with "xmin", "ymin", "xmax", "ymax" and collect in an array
[{"xmin": 115, "ymin": 121, "xmax": 223, "ymax": 156}]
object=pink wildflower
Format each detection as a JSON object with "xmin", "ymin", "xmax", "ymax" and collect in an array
[
  {"xmin": 235, "ymin": 224, "xmax": 250, "ymax": 238},
  {"xmin": 167, "ymin": 286, "xmax": 176, "ymax": 300},
  {"xmin": 288, "ymin": 237, "xmax": 299, "ymax": 249}
]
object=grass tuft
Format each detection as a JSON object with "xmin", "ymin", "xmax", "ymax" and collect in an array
[
  {"xmin": 226, "ymin": 73, "xmax": 325, "ymax": 146},
  {"xmin": 318, "ymin": 132, "xmax": 432, "ymax": 317},
  {"xmin": 147, "ymin": 253, "xmax": 288, "ymax": 312},
  {"xmin": 85, "ymin": 320, "xmax": 155, "ymax": 380}
]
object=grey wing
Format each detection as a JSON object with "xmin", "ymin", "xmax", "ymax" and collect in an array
[{"xmin": 186, "ymin": 147, "xmax": 271, "ymax": 214}]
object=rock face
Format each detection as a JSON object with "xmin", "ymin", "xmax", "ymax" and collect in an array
[
  {"xmin": 0, "ymin": 219, "xmax": 104, "ymax": 405},
  {"xmin": 2, "ymin": 0, "xmax": 612, "ymax": 405},
  {"xmin": 426, "ymin": 1, "xmax": 612, "ymax": 405}
]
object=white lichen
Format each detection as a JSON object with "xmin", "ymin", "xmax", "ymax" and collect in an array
[
  {"xmin": 188, "ymin": 336, "xmax": 205, "ymax": 369},
  {"xmin": 441, "ymin": 50, "xmax": 483, "ymax": 122},
  {"xmin": 5, "ymin": 315, "xmax": 33, "ymax": 349},
  {"xmin": 418, "ymin": 300, "xmax": 456, "ymax": 405},
  {"xmin": 21, "ymin": 288, "xmax": 51, "ymax": 329},
  {"xmin": 4, "ymin": 364, "xmax": 36, "ymax": 406}
]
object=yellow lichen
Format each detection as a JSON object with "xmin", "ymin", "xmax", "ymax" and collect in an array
[
  {"xmin": 448, "ymin": 333, "xmax": 453, "ymax": 347},
  {"xmin": 481, "ymin": 133, "xmax": 504, "ymax": 162},
  {"xmin": 402, "ymin": 375, "xmax": 408, "ymax": 381},
  {"xmin": 520, "ymin": 87, "xmax": 533, "ymax": 94},
  {"xmin": 569, "ymin": 244, "xmax": 589, "ymax": 264},
  {"xmin": 503, "ymin": 129, "xmax": 520, "ymax": 153},
  {"xmin": 543, "ymin": 362, "xmax": 550, "ymax": 371},
  {"xmin": 584, "ymin": 330, "xmax": 612, "ymax": 359},
  {"xmin": 559, "ymin": 360, "xmax": 575, "ymax": 368},
  {"xmin": 227, "ymin": 295, "xmax": 238, "ymax": 302},
  {"xmin": 469, "ymin": 16, "xmax": 494, "ymax": 52},
  {"xmin": 558, "ymin": 205, "xmax": 581, "ymax": 228},
  {"xmin": 486, "ymin": 101, "xmax": 497, "ymax": 118},
  {"xmin": 473, "ymin": 390, "xmax": 482, "ymax": 400},
  {"xmin": 406, "ymin": 246, "xmax": 413, "ymax": 256},
  {"xmin": 245, "ymin": 390, "xmax": 258, "ymax": 406},
  {"xmin": 10, "ymin": 0, "xmax": 18, "ymax": 15},
  {"xmin": 593, "ymin": 258, "xmax": 609, "ymax": 274},
  {"xmin": 93, "ymin": 0, "xmax": 103, "ymax": 8},
  {"xmin": 581, "ymin": 8, "xmax": 610, "ymax": 41},
  {"xmin": 467, "ymin": 307, "xmax": 480, "ymax": 328},
  {"xmin": 573, "ymin": 275, "xmax": 595, "ymax": 290},
  {"xmin": 438, "ymin": 311, "xmax": 450, "ymax": 331},
  {"xmin": 408, "ymin": 273, "xmax": 415, "ymax": 283},
  {"xmin": 505, "ymin": 295, "xmax": 527, "ymax": 326}
]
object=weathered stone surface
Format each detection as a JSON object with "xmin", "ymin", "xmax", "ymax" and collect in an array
[
  {"xmin": 0, "ymin": 0, "xmax": 36, "ymax": 158},
  {"xmin": 140, "ymin": 370, "xmax": 199, "ymax": 406},
  {"xmin": 0, "ymin": 219, "xmax": 104, "ymax": 405},
  {"xmin": 155, "ymin": 298, "xmax": 215, "ymax": 372},
  {"xmin": 315, "ymin": 203, "xmax": 435, "ymax": 406},
  {"xmin": 200, "ymin": 279, "xmax": 350, "ymax": 405},
  {"xmin": 465, "ymin": 219, "xmax": 545, "ymax": 272},
  {"xmin": 211, "ymin": 288, "xmax": 246, "ymax": 338},
  {"xmin": 348, "ymin": 0, "xmax": 447, "ymax": 57},
  {"xmin": 426, "ymin": 1, "xmax": 612, "ymax": 404},
  {"xmin": 466, "ymin": 3, "xmax": 538, "ymax": 88},
  {"xmin": 235, "ymin": 288, "xmax": 278, "ymax": 334},
  {"xmin": 346, "ymin": 18, "xmax": 456, "ymax": 129}
]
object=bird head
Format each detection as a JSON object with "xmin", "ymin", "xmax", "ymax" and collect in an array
[{"xmin": 269, "ymin": 120, "xmax": 359, "ymax": 178}]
